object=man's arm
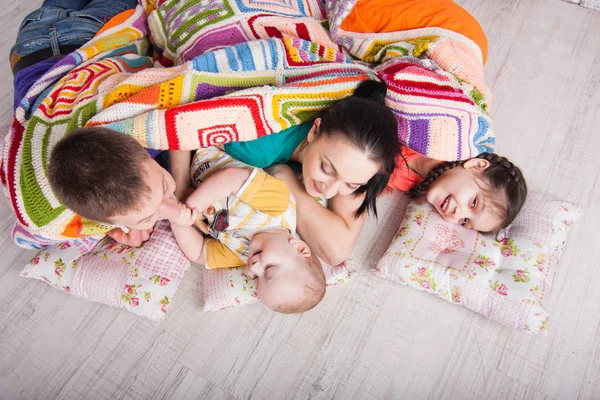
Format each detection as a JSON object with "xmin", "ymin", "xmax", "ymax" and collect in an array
[{"xmin": 169, "ymin": 150, "xmax": 193, "ymax": 200}]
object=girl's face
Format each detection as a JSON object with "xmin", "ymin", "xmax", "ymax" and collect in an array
[
  {"xmin": 426, "ymin": 159, "xmax": 503, "ymax": 233},
  {"xmin": 300, "ymin": 120, "xmax": 380, "ymax": 199}
]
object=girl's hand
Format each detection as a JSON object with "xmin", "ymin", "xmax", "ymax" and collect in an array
[{"xmin": 169, "ymin": 202, "xmax": 199, "ymax": 227}]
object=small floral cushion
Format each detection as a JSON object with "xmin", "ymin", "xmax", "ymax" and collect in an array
[
  {"xmin": 375, "ymin": 192, "xmax": 581, "ymax": 335},
  {"xmin": 202, "ymin": 257, "xmax": 354, "ymax": 312},
  {"xmin": 20, "ymin": 221, "xmax": 191, "ymax": 320}
]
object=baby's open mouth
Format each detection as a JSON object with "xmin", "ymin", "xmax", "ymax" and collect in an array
[{"xmin": 440, "ymin": 195, "xmax": 450, "ymax": 212}]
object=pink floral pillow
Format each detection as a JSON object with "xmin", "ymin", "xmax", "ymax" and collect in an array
[
  {"xmin": 376, "ymin": 192, "xmax": 581, "ymax": 335},
  {"xmin": 20, "ymin": 219, "xmax": 353, "ymax": 316},
  {"xmin": 20, "ymin": 221, "xmax": 191, "ymax": 320},
  {"xmin": 202, "ymin": 257, "xmax": 354, "ymax": 312}
]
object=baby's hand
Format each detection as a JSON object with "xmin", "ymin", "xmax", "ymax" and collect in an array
[{"xmin": 169, "ymin": 203, "xmax": 200, "ymax": 227}]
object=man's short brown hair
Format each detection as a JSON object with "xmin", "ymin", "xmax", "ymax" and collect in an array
[{"xmin": 48, "ymin": 127, "xmax": 151, "ymax": 223}]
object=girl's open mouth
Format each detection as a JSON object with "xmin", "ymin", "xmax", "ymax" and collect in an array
[{"xmin": 440, "ymin": 195, "xmax": 451, "ymax": 212}]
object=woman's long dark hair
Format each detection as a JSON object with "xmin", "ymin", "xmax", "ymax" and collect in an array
[{"xmin": 319, "ymin": 79, "xmax": 400, "ymax": 217}]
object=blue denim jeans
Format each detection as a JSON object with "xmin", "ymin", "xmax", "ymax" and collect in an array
[{"xmin": 10, "ymin": 0, "xmax": 138, "ymax": 65}]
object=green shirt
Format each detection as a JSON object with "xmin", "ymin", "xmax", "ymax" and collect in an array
[{"xmin": 223, "ymin": 122, "xmax": 312, "ymax": 168}]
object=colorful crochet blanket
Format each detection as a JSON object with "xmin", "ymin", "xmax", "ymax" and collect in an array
[{"xmin": 2, "ymin": 0, "xmax": 492, "ymax": 244}]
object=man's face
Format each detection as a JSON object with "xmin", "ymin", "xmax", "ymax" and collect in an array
[{"xmin": 109, "ymin": 158, "xmax": 179, "ymax": 230}]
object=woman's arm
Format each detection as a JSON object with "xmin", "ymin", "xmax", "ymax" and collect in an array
[{"xmin": 268, "ymin": 165, "xmax": 366, "ymax": 266}]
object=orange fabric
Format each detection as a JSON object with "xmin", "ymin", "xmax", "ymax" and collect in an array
[
  {"xmin": 94, "ymin": 9, "xmax": 136, "ymax": 37},
  {"xmin": 61, "ymin": 215, "xmax": 83, "ymax": 237},
  {"xmin": 388, "ymin": 146, "xmax": 424, "ymax": 192},
  {"xmin": 340, "ymin": 0, "xmax": 487, "ymax": 64}
]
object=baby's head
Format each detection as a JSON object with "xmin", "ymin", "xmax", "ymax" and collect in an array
[
  {"xmin": 408, "ymin": 152, "xmax": 527, "ymax": 235},
  {"xmin": 245, "ymin": 230, "xmax": 326, "ymax": 314},
  {"xmin": 48, "ymin": 127, "xmax": 178, "ymax": 229}
]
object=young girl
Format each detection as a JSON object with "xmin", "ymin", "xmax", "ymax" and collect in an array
[{"xmin": 390, "ymin": 148, "xmax": 527, "ymax": 235}]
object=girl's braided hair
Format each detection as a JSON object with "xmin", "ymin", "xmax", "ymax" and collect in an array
[{"xmin": 407, "ymin": 152, "xmax": 527, "ymax": 233}]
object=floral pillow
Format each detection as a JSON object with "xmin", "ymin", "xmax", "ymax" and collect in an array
[
  {"xmin": 20, "ymin": 218, "xmax": 353, "ymax": 316},
  {"xmin": 375, "ymin": 192, "xmax": 581, "ymax": 335},
  {"xmin": 20, "ymin": 221, "xmax": 191, "ymax": 320},
  {"xmin": 202, "ymin": 257, "xmax": 354, "ymax": 312}
]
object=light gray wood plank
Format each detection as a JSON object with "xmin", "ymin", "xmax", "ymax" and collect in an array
[
  {"xmin": 160, "ymin": 365, "xmax": 236, "ymax": 400},
  {"xmin": 581, "ymin": 0, "xmax": 600, "ymax": 9},
  {"xmin": 0, "ymin": 1, "xmax": 600, "ymax": 400}
]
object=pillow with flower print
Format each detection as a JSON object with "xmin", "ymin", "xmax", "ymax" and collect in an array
[
  {"xmin": 375, "ymin": 191, "xmax": 581, "ymax": 335},
  {"xmin": 20, "ymin": 221, "xmax": 191, "ymax": 320},
  {"xmin": 202, "ymin": 257, "xmax": 354, "ymax": 312}
]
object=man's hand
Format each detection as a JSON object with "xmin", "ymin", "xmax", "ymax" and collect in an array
[{"xmin": 107, "ymin": 227, "xmax": 153, "ymax": 247}]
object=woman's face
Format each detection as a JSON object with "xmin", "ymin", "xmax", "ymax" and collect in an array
[{"xmin": 300, "ymin": 120, "xmax": 381, "ymax": 199}]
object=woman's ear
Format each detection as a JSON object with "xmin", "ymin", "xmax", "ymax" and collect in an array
[
  {"xmin": 307, "ymin": 118, "xmax": 321, "ymax": 143},
  {"xmin": 463, "ymin": 158, "xmax": 490, "ymax": 171},
  {"xmin": 289, "ymin": 237, "xmax": 312, "ymax": 258}
]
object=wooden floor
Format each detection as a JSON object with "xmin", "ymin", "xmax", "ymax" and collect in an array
[
  {"xmin": 1, "ymin": 1, "xmax": 599, "ymax": 399},
  {"xmin": 562, "ymin": 0, "xmax": 600, "ymax": 11}
]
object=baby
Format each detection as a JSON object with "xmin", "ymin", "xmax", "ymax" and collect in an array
[{"xmin": 169, "ymin": 147, "xmax": 326, "ymax": 314}]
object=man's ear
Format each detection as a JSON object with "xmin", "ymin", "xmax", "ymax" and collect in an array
[
  {"xmin": 307, "ymin": 118, "xmax": 321, "ymax": 143},
  {"xmin": 289, "ymin": 237, "xmax": 312, "ymax": 258},
  {"xmin": 463, "ymin": 158, "xmax": 490, "ymax": 171}
]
